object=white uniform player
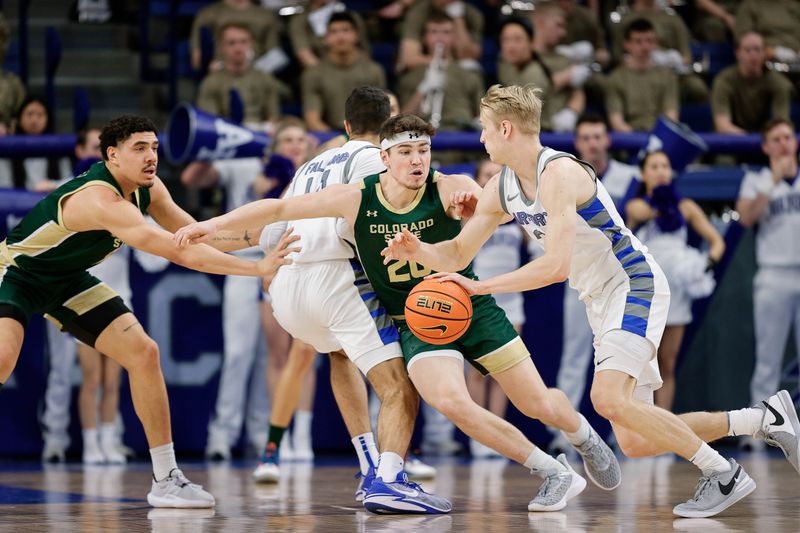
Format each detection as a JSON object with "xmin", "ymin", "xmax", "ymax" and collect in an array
[
  {"xmin": 268, "ymin": 140, "xmax": 403, "ymax": 372},
  {"xmin": 738, "ymin": 166, "xmax": 800, "ymax": 405},
  {"xmin": 499, "ymin": 148, "xmax": 669, "ymax": 401},
  {"xmin": 204, "ymin": 158, "xmax": 270, "ymax": 458},
  {"xmin": 558, "ymin": 158, "xmax": 641, "ymax": 411}
]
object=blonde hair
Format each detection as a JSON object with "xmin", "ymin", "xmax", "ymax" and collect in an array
[{"xmin": 480, "ymin": 84, "xmax": 543, "ymax": 135}]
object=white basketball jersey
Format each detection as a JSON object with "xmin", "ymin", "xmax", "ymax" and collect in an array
[
  {"xmin": 499, "ymin": 148, "xmax": 661, "ymax": 300},
  {"xmin": 284, "ymin": 140, "xmax": 385, "ymax": 264},
  {"xmin": 738, "ymin": 168, "xmax": 800, "ymax": 267}
]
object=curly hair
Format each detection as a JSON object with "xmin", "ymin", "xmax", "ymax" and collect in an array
[{"xmin": 99, "ymin": 115, "xmax": 158, "ymax": 161}]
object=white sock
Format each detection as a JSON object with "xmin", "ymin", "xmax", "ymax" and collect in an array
[
  {"xmin": 376, "ymin": 451, "xmax": 404, "ymax": 481},
  {"xmin": 690, "ymin": 443, "xmax": 731, "ymax": 476},
  {"xmin": 523, "ymin": 447, "xmax": 565, "ymax": 473},
  {"xmin": 561, "ymin": 414, "xmax": 592, "ymax": 446},
  {"xmin": 99, "ymin": 423, "xmax": 116, "ymax": 444},
  {"xmin": 150, "ymin": 442, "xmax": 178, "ymax": 481},
  {"xmin": 294, "ymin": 410, "xmax": 313, "ymax": 442},
  {"xmin": 351, "ymin": 432, "xmax": 379, "ymax": 475},
  {"xmin": 83, "ymin": 428, "xmax": 100, "ymax": 450},
  {"xmin": 727, "ymin": 407, "xmax": 763, "ymax": 437}
]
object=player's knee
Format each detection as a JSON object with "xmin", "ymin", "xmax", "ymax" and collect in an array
[
  {"xmin": 127, "ymin": 337, "xmax": 161, "ymax": 372},
  {"xmin": 426, "ymin": 392, "xmax": 470, "ymax": 422},
  {"xmin": 590, "ymin": 387, "xmax": 627, "ymax": 423},
  {"xmin": 82, "ymin": 372, "xmax": 101, "ymax": 393}
]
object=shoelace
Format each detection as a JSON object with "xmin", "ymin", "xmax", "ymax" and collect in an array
[
  {"xmin": 537, "ymin": 474, "xmax": 555, "ymax": 498},
  {"xmin": 689, "ymin": 476, "xmax": 712, "ymax": 503}
]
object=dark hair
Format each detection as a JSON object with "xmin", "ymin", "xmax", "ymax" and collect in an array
[
  {"xmin": 426, "ymin": 9, "xmax": 454, "ymax": 27},
  {"xmin": 12, "ymin": 96, "xmax": 58, "ymax": 189},
  {"xmin": 379, "ymin": 114, "xmax": 436, "ymax": 146},
  {"xmin": 499, "ymin": 17, "xmax": 533, "ymax": 41},
  {"xmin": 15, "ymin": 96, "xmax": 51, "ymax": 134},
  {"xmin": 638, "ymin": 150, "xmax": 670, "ymax": 171},
  {"xmin": 636, "ymin": 150, "xmax": 671, "ymax": 198},
  {"xmin": 99, "ymin": 115, "xmax": 158, "ymax": 161},
  {"xmin": 328, "ymin": 11, "xmax": 357, "ymax": 31},
  {"xmin": 624, "ymin": 18, "xmax": 655, "ymax": 41},
  {"xmin": 575, "ymin": 112, "xmax": 608, "ymax": 131},
  {"xmin": 217, "ymin": 21, "xmax": 253, "ymax": 42},
  {"xmin": 762, "ymin": 118, "xmax": 795, "ymax": 140},
  {"xmin": 345, "ymin": 86, "xmax": 391, "ymax": 136}
]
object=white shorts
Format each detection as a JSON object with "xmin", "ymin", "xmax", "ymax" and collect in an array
[
  {"xmin": 268, "ymin": 260, "xmax": 401, "ymax": 375},
  {"xmin": 585, "ymin": 269, "xmax": 670, "ymax": 390}
]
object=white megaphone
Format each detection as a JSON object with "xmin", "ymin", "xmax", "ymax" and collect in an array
[{"xmin": 165, "ymin": 103, "xmax": 269, "ymax": 165}]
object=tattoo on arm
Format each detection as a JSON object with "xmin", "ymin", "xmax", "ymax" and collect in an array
[
  {"xmin": 210, "ymin": 230, "xmax": 254, "ymax": 246},
  {"xmin": 122, "ymin": 321, "xmax": 140, "ymax": 333}
]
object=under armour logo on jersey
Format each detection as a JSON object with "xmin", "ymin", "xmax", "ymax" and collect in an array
[
  {"xmin": 408, "ymin": 132, "xmax": 420, "ymax": 139},
  {"xmin": 367, "ymin": 210, "xmax": 378, "ymax": 217}
]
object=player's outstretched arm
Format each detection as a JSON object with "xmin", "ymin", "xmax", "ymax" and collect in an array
[
  {"xmin": 64, "ymin": 185, "xmax": 287, "ymax": 277},
  {"xmin": 147, "ymin": 177, "xmax": 262, "ymax": 252},
  {"xmin": 174, "ymin": 183, "xmax": 359, "ymax": 246},
  {"xmin": 381, "ymin": 173, "xmax": 506, "ymax": 271}
]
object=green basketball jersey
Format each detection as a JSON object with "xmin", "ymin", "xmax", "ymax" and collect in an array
[
  {"xmin": 353, "ymin": 169, "xmax": 477, "ymax": 319},
  {"xmin": 1, "ymin": 162, "xmax": 151, "ymax": 282}
]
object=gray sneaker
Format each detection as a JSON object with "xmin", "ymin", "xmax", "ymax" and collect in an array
[
  {"xmin": 672, "ymin": 460, "xmax": 756, "ymax": 518},
  {"xmin": 147, "ymin": 469, "xmax": 216, "ymax": 508},
  {"xmin": 528, "ymin": 454, "xmax": 587, "ymax": 512},
  {"xmin": 573, "ymin": 428, "xmax": 621, "ymax": 490},
  {"xmin": 754, "ymin": 390, "xmax": 800, "ymax": 474}
]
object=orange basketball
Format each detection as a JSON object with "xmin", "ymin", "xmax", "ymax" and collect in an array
[{"xmin": 404, "ymin": 279, "xmax": 473, "ymax": 345}]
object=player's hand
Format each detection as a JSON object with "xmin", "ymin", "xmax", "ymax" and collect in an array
[
  {"xmin": 174, "ymin": 219, "xmax": 220, "ymax": 247},
  {"xmin": 425, "ymin": 271, "xmax": 482, "ymax": 296},
  {"xmin": 381, "ymin": 228, "xmax": 420, "ymax": 265},
  {"xmin": 450, "ymin": 190, "xmax": 478, "ymax": 220},
  {"xmin": 257, "ymin": 227, "xmax": 301, "ymax": 281}
]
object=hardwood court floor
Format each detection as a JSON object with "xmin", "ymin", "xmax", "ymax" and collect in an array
[{"xmin": 0, "ymin": 453, "xmax": 797, "ymax": 532}]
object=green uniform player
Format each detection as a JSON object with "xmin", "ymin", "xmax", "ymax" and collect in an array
[
  {"xmin": 1, "ymin": 163, "xmax": 149, "ymax": 338},
  {"xmin": 0, "ymin": 115, "xmax": 289, "ymax": 508},
  {"xmin": 353, "ymin": 169, "xmax": 527, "ymax": 375},
  {"xmin": 176, "ymin": 114, "xmax": 622, "ymax": 513}
]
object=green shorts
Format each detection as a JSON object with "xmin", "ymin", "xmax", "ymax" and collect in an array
[
  {"xmin": 0, "ymin": 263, "xmax": 130, "ymax": 346},
  {"xmin": 397, "ymin": 294, "xmax": 529, "ymax": 376}
]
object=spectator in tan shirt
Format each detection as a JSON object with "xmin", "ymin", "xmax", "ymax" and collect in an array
[
  {"xmin": 712, "ymin": 32, "xmax": 792, "ymax": 135},
  {"xmin": 606, "ymin": 18, "xmax": 679, "ymax": 132},
  {"xmin": 301, "ymin": 12, "xmax": 386, "ymax": 131},
  {"xmin": 196, "ymin": 22, "xmax": 283, "ymax": 128}
]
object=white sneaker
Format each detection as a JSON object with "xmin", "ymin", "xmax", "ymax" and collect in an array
[
  {"xmin": 252, "ymin": 461, "xmax": 281, "ymax": 483},
  {"xmin": 405, "ymin": 456, "xmax": 436, "ymax": 479},
  {"xmin": 147, "ymin": 469, "xmax": 215, "ymax": 508},
  {"xmin": 83, "ymin": 446, "xmax": 106, "ymax": 465},
  {"xmin": 100, "ymin": 437, "xmax": 127, "ymax": 464},
  {"xmin": 528, "ymin": 454, "xmax": 587, "ymax": 512},
  {"xmin": 42, "ymin": 442, "xmax": 66, "ymax": 463}
]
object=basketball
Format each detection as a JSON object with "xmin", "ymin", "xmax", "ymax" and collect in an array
[{"xmin": 404, "ymin": 279, "xmax": 473, "ymax": 345}]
